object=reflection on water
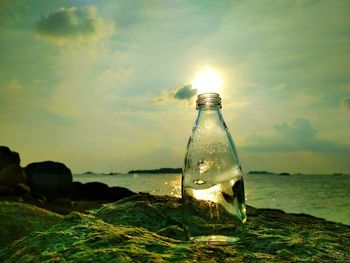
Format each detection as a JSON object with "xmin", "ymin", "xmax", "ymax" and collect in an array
[
  {"xmin": 73, "ymin": 173, "xmax": 350, "ymax": 225},
  {"xmin": 74, "ymin": 173, "xmax": 182, "ymax": 198}
]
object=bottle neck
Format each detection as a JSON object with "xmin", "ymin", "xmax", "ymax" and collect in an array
[
  {"xmin": 197, "ymin": 104, "xmax": 221, "ymax": 111},
  {"xmin": 196, "ymin": 93, "xmax": 222, "ymax": 110},
  {"xmin": 195, "ymin": 94, "xmax": 224, "ymax": 128},
  {"xmin": 195, "ymin": 104, "xmax": 223, "ymax": 125}
]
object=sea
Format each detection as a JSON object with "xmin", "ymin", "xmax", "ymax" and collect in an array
[{"xmin": 73, "ymin": 173, "xmax": 350, "ymax": 225}]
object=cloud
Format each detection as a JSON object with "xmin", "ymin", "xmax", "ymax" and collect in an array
[
  {"xmin": 342, "ymin": 97, "xmax": 350, "ymax": 110},
  {"xmin": 36, "ymin": 6, "xmax": 113, "ymax": 46},
  {"xmin": 242, "ymin": 118, "xmax": 350, "ymax": 154},
  {"xmin": 174, "ymin": 85, "xmax": 197, "ymax": 100},
  {"xmin": 155, "ymin": 84, "xmax": 197, "ymax": 104}
]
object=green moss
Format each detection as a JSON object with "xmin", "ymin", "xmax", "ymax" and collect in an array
[
  {"xmin": 0, "ymin": 201, "xmax": 62, "ymax": 248},
  {"xmin": 0, "ymin": 194, "xmax": 349, "ymax": 262}
]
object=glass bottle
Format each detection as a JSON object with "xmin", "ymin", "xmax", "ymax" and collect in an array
[{"xmin": 181, "ymin": 92, "xmax": 246, "ymax": 245}]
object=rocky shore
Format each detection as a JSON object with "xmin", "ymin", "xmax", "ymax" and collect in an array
[
  {"xmin": 0, "ymin": 194, "xmax": 349, "ymax": 262},
  {"xmin": 1, "ymin": 146, "xmax": 349, "ymax": 262},
  {"xmin": 0, "ymin": 146, "xmax": 135, "ymax": 215}
]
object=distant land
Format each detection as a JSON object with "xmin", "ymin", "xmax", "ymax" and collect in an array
[
  {"xmin": 247, "ymin": 171, "xmax": 276, "ymax": 175},
  {"xmin": 82, "ymin": 171, "xmax": 120, "ymax": 175},
  {"xmin": 248, "ymin": 171, "xmax": 292, "ymax": 176}
]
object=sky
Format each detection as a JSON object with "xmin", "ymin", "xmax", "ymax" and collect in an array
[{"xmin": 0, "ymin": 0, "xmax": 349, "ymax": 174}]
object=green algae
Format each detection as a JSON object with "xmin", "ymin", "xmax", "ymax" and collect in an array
[
  {"xmin": 0, "ymin": 194, "xmax": 349, "ymax": 262},
  {"xmin": 1, "ymin": 211, "xmax": 192, "ymax": 262},
  {"xmin": 0, "ymin": 201, "xmax": 62, "ymax": 248}
]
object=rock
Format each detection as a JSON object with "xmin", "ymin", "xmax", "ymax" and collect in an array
[
  {"xmin": 0, "ymin": 211, "xmax": 191, "ymax": 262},
  {"xmin": 0, "ymin": 146, "xmax": 20, "ymax": 172},
  {"xmin": 0, "ymin": 194, "xmax": 349, "ymax": 262},
  {"xmin": 0, "ymin": 146, "xmax": 26, "ymax": 190},
  {"xmin": 0, "ymin": 196, "xmax": 23, "ymax": 202},
  {"xmin": 20, "ymin": 193, "xmax": 36, "ymax": 203},
  {"xmin": 79, "ymin": 182, "xmax": 109, "ymax": 200},
  {"xmin": 25, "ymin": 161, "xmax": 72, "ymax": 202},
  {"xmin": 95, "ymin": 194, "xmax": 180, "ymax": 235},
  {"xmin": 71, "ymin": 181, "xmax": 83, "ymax": 201},
  {"xmin": 156, "ymin": 225, "xmax": 185, "ymax": 240},
  {"xmin": 31, "ymin": 191, "xmax": 47, "ymax": 203},
  {"xmin": 72, "ymin": 182, "xmax": 136, "ymax": 201},
  {"xmin": 0, "ymin": 164, "xmax": 26, "ymax": 188},
  {"xmin": 0, "ymin": 201, "xmax": 62, "ymax": 248},
  {"xmin": 50, "ymin": 198, "xmax": 72, "ymax": 207},
  {"xmin": 107, "ymin": 186, "xmax": 135, "ymax": 201},
  {"xmin": 0, "ymin": 185, "xmax": 14, "ymax": 196},
  {"xmin": 13, "ymin": 183, "xmax": 31, "ymax": 195}
]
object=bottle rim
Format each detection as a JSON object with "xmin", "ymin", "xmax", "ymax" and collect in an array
[{"xmin": 196, "ymin": 92, "xmax": 222, "ymax": 109}]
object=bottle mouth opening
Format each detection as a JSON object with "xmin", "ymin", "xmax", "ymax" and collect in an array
[{"xmin": 196, "ymin": 92, "xmax": 222, "ymax": 109}]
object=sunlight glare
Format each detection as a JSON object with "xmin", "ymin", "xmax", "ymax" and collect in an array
[
  {"xmin": 192, "ymin": 68, "xmax": 222, "ymax": 95},
  {"xmin": 192, "ymin": 184, "xmax": 222, "ymax": 202}
]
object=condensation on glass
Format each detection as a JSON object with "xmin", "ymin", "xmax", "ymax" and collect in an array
[{"xmin": 181, "ymin": 92, "xmax": 246, "ymax": 245}]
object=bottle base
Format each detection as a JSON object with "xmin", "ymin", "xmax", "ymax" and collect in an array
[{"xmin": 189, "ymin": 235, "xmax": 240, "ymax": 245}]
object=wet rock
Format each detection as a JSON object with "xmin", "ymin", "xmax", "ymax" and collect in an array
[
  {"xmin": 0, "ymin": 164, "xmax": 26, "ymax": 188},
  {"xmin": 25, "ymin": 161, "xmax": 72, "ymax": 202},
  {"xmin": 0, "ymin": 185, "xmax": 14, "ymax": 196}
]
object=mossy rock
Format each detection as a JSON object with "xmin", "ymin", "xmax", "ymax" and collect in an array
[
  {"xmin": 0, "ymin": 212, "xmax": 192, "ymax": 263},
  {"xmin": 0, "ymin": 194, "xmax": 349, "ymax": 262},
  {"xmin": 95, "ymin": 194, "xmax": 183, "ymax": 236},
  {"xmin": 0, "ymin": 201, "xmax": 63, "ymax": 248}
]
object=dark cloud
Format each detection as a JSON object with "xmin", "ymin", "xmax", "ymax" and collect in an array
[
  {"xmin": 37, "ymin": 6, "xmax": 96, "ymax": 37},
  {"xmin": 155, "ymin": 84, "xmax": 197, "ymax": 104},
  {"xmin": 36, "ymin": 6, "xmax": 112, "ymax": 45},
  {"xmin": 242, "ymin": 118, "xmax": 350, "ymax": 154},
  {"xmin": 342, "ymin": 97, "xmax": 350, "ymax": 110},
  {"xmin": 174, "ymin": 85, "xmax": 197, "ymax": 100}
]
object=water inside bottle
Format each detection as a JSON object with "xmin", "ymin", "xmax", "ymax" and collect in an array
[
  {"xmin": 184, "ymin": 176, "xmax": 246, "ymax": 221},
  {"xmin": 182, "ymin": 172, "xmax": 246, "ymax": 244}
]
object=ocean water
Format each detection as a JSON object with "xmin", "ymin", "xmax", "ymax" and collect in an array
[{"xmin": 73, "ymin": 173, "xmax": 350, "ymax": 225}]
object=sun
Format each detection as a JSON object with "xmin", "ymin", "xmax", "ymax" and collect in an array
[{"xmin": 192, "ymin": 68, "xmax": 222, "ymax": 95}]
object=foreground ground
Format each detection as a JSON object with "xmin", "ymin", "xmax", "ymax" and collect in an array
[{"xmin": 0, "ymin": 193, "xmax": 349, "ymax": 262}]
